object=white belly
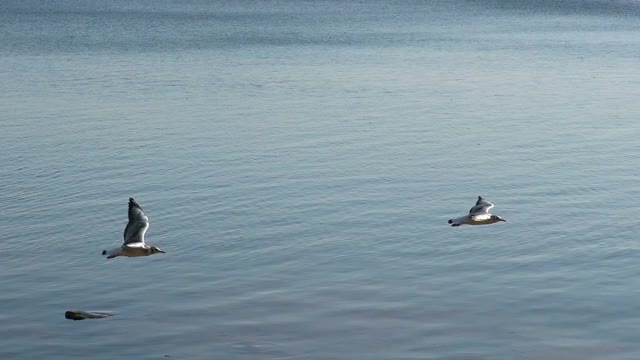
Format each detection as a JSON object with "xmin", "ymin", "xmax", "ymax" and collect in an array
[
  {"xmin": 122, "ymin": 243, "xmax": 151, "ymax": 257},
  {"xmin": 468, "ymin": 218, "xmax": 496, "ymax": 225}
]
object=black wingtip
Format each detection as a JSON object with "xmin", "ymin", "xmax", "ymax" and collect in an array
[
  {"xmin": 101, "ymin": 250, "xmax": 107, "ymax": 255},
  {"xmin": 129, "ymin": 197, "xmax": 141, "ymax": 208}
]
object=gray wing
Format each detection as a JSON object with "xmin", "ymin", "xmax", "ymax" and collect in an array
[
  {"xmin": 468, "ymin": 196, "xmax": 495, "ymax": 215},
  {"xmin": 123, "ymin": 197, "xmax": 149, "ymax": 244}
]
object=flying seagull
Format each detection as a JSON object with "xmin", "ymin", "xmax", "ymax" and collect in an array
[
  {"xmin": 448, "ymin": 196, "xmax": 506, "ymax": 227},
  {"xmin": 102, "ymin": 198, "xmax": 165, "ymax": 259}
]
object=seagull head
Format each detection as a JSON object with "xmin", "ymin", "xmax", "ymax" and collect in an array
[
  {"xmin": 151, "ymin": 246, "xmax": 166, "ymax": 254},
  {"xmin": 492, "ymin": 215, "xmax": 506, "ymax": 222}
]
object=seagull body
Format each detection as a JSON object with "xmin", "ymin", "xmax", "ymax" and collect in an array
[
  {"xmin": 102, "ymin": 198, "xmax": 165, "ymax": 259},
  {"xmin": 448, "ymin": 196, "xmax": 506, "ymax": 227}
]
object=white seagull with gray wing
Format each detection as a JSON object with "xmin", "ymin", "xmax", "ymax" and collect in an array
[
  {"xmin": 448, "ymin": 196, "xmax": 506, "ymax": 227},
  {"xmin": 102, "ymin": 198, "xmax": 165, "ymax": 259}
]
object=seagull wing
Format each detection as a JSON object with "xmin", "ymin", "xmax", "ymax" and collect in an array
[
  {"xmin": 123, "ymin": 197, "xmax": 149, "ymax": 244},
  {"xmin": 468, "ymin": 196, "xmax": 495, "ymax": 215}
]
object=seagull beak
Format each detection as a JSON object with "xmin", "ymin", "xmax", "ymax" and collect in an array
[{"xmin": 159, "ymin": 250, "xmax": 166, "ymax": 253}]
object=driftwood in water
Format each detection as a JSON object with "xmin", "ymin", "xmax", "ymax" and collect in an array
[{"xmin": 65, "ymin": 310, "xmax": 114, "ymax": 321}]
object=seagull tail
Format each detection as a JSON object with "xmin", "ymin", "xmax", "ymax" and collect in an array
[
  {"xmin": 102, "ymin": 247, "xmax": 122, "ymax": 257},
  {"xmin": 448, "ymin": 215, "xmax": 467, "ymax": 227}
]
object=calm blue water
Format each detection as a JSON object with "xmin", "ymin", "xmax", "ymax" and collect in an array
[{"xmin": 3, "ymin": 1, "xmax": 640, "ymax": 359}]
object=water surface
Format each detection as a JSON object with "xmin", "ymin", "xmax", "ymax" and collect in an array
[{"xmin": 3, "ymin": 1, "xmax": 640, "ymax": 359}]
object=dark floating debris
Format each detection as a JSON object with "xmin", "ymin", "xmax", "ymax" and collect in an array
[{"xmin": 65, "ymin": 310, "xmax": 114, "ymax": 321}]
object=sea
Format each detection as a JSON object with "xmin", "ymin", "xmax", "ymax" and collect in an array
[{"xmin": 3, "ymin": 0, "xmax": 640, "ymax": 359}]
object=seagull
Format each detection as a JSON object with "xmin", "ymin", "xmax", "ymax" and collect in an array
[
  {"xmin": 448, "ymin": 196, "xmax": 506, "ymax": 227},
  {"xmin": 102, "ymin": 198, "xmax": 165, "ymax": 259}
]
